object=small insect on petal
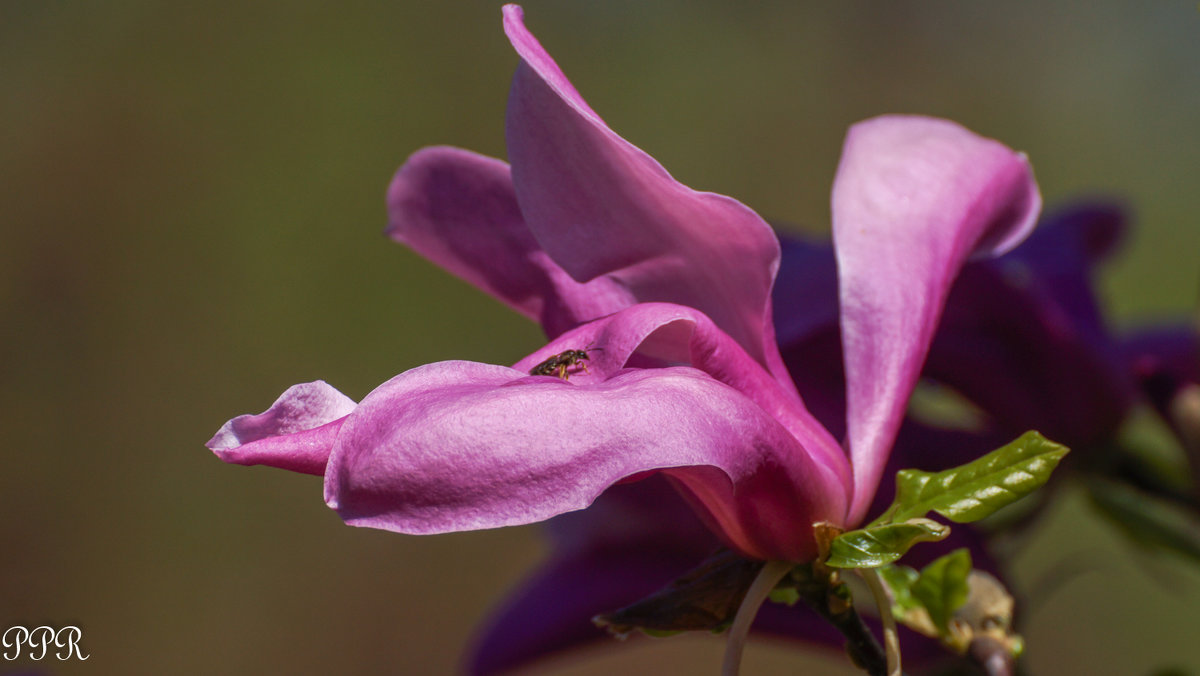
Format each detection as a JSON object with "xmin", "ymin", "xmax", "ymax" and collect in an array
[{"xmin": 529, "ymin": 347, "xmax": 602, "ymax": 380}]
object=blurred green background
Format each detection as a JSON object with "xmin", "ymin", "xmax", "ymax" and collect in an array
[{"xmin": 2, "ymin": 2, "xmax": 1198, "ymax": 674}]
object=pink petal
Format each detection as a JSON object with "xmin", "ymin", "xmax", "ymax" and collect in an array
[
  {"xmin": 386, "ymin": 146, "xmax": 633, "ymax": 338},
  {"xmin": 512, "ymin": 302, "xmax": 850, "ymax": 492},
  {"xmin": 324, "ymin": 358, "xmax": 844, "ymax": 561},
  {"xmin": 207, "ymin": 381, "xmax": 356, "ymax": 476},
  {"xmin": 501, "ymin": 5, "xmax": 792, "ymax": 386},
  {"xmin": 833, "ymin": 115, "xmax": 1041, "ymax": 523}
]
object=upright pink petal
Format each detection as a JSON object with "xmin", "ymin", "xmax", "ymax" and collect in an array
[
  {"xmin": 207, "ymin": 381, "xmax": 356, "ymax": 475},
  {"xmin": 501, "ymin": 5, "xmax": 792, "ymax": 388},
  {"xmin": 386, "ymin": 146, "xmax": 633, "ymax": 338},
  {"xmin": 833, "ymin": 116, "xmax": 1041, "ymax": 523}
]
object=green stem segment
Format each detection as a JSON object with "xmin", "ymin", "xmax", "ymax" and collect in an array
[{"xmin": 722, "ymin": 560, "xmax": 794, "ymax": 676}]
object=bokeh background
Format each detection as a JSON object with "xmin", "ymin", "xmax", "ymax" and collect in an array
[{"xmin": 2, "ymin": 2, "xmax": 1199, "ymax": 674}]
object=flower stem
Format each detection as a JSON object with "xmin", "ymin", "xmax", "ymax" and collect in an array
[
  {"xmin": 860, "ymin": 568, "xmax": 901, "ymax": 676},
  {"xmin": 786, "ymin": 561, "xmax": 887, "ymax": 675},
  {"xmin": 721, "ymin": 560, "xmax": 793, "ymax": 676}
]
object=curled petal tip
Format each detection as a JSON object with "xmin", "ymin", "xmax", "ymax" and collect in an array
[
  {"xmin": 208, "ymin": 381, "xmax": 355, "ymax": 476},
  {"xmin": 841, "ymin": 114, "xmax": 1042, "ymax": 260},
  {"xmin": 207, "ymin": 380, "xmax": 355, "ymax": 451}
]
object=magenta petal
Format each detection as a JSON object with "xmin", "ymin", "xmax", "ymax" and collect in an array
[
  {"xmin": 833, "ymin": 116, "xmax": 1042, "ymax": 523},
  {"xmin": 325, "ymin": 358, "xmax": 843, "ymax": 561},
  {"xmin": 511, "ymin": 302, "xmax": 850, "ymax": 493},
  {"xmin": 386, "ymin": 146, "xmax": 633, "ymax": 338},
  {"xmin": 206, "ymin": 381, "xmax": 356, "ymax": 476},
  {"xmin": 543, "ymin": 475, "xmax": 718, "ymax": 555},
  {"xmin": 501, "ymin": 6, "xmax": 789, "ymax": 383}
]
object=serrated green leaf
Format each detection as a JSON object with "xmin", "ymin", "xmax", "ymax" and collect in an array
[
  {"xmin": 912, "ymin": 548, "xmax": 972, "ymax": 635},
  {"xmin": 1086, "ymin": 478, "xmax": 1200, "ymax": 565},
  {"xmin": 825, "ymin": 518, "xmax": 950, "ymax": 569},
  {"xmin": 876, "ymin": 430, "xmax": 1069, "ymax": 525}
]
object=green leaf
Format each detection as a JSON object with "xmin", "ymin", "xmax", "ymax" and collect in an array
[
  {"xmin": 878, "ymin": 563, "xmax": 941, "ymax": 640},
  {"xmin": 877, "ymin": 563, "xmax": 922, "ymax": 616},
  {"xmin": 912, "ymin": 548, "xmax": 972, "ymax": 635},
  {"xmin": 1086, "ymin": 478, "xmax": 1200, "ymax": 565},
  {"xmin": 767, "ymin": 587, "xmax": 800, "ymax": 606},
  {"xmin": 825, "ymin": 518, "xmax": 950, "ymax": 568},
  {"xmin": 877, "ymin": 430, "xmax": 1069, "ymax": 526}
]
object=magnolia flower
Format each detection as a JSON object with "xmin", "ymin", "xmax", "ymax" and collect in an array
[{"xmin": 207, "ymin": 0, "xmax": 1040, "ymax": 656}]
